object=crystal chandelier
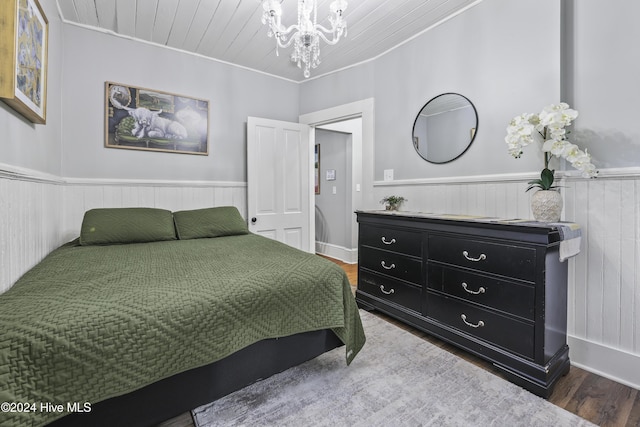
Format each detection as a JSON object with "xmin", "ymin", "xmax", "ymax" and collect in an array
[{"xmin": 261, "ymin": 0, "xmax": 348, "ymax": 78}]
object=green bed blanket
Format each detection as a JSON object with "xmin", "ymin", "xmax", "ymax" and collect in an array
[{"xmin": 0, "ymin": 234, "xmax": 366, "ymax": 427}]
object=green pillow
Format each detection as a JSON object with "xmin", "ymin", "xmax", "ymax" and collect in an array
[
  {"xmin": 79, "ymin": 208, "xmax": 177, "ymax": 246},
  {"xmin": 173, "ymin": 206, "xmax": 249, "ymax": 240}
]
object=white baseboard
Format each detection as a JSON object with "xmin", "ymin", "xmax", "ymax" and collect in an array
[
  {"xmin": 568, "ymin": 335, "xmax": 640, "ymax": 390},
  {"xmin": 315, "ymin": 242, "xmax": 357, "ymax": 264}
]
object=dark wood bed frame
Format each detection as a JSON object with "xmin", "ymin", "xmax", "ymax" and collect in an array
[{"xmin": 48, "ymin": 329, "xmax": 343, "ymax": 426}]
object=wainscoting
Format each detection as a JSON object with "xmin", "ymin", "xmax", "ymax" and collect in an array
[
  {"xmin": 61, "ymin": 179, "xmax": 247, "ymax": 243},
  {"xmin": 0, "ymin": 167, "xmax": 64, "ymax": 294},
  {"xmin": 0, "ymin": 164, "xmax": 247, "ymax": 293},
  {"xmin": 374, "ymin": 168, "xmax": 640, "ymax": 390}
]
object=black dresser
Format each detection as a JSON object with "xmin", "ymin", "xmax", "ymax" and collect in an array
[{"xmin": 356, "ymin": 210, "xmax": 570, "ymax": 398}]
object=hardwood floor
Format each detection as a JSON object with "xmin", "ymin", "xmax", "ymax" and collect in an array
[{"xmin": 158, "ymin": 258, "xmax": 639, "ymax": 427}]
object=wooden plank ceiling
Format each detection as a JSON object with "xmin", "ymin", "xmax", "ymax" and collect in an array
[{"xmin": 56, "ymin": 0, "xmax": 480, "ymax": 82}]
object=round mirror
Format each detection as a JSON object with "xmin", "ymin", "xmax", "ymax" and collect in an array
[{"xmin": 412, "ymin": 93, "xmax": 478, "ymax": 164}]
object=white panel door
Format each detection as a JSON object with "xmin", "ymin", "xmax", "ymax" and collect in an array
[{"xmin": 247, "ymin": 117, "xmax": 312, "ymax": 252}]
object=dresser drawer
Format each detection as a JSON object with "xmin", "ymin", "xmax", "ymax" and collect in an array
[
  {"xmin": 360, "ymin": 224, "xmax": 422, "ymax": 257},
  {"xmin": 358, "ymin": 271, "xmax": 421, "ymax": 313},
  {"xmin": 426, "ymin": 292, "xmax": 534, "ymax": 359},
  {"xmin": 428, "ymin": 234, "xmax": 536, "ymax": 282},
  {"xmin": 360, "ymin": 247, "xmax": 422, "ymax": 285},
  {"xmin": 427, "ymin": 264, "xmax": 534, "ymax": 320}
]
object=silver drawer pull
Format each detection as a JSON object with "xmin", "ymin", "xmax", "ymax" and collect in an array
[
  {"xmin": 461, "ymin": 314, "xmax": 485, "ymax": 328},
  {"xmin": 381, "ymin": 261, "xmax": 396, "ymax": 270},
  {"xmin": 462, "ymin": 250, "xmax": 486, "ymax": 262},
  {"xmin": 381, "ymin": 237, "xmax": 396, "ymax": 245},
  {"xmin": 462, "ymin": 282, "xmax": 486, "ymax": 295},
  {"xmin": 379, "ymin": 285, "xmax": 395, "ymax": 295}
]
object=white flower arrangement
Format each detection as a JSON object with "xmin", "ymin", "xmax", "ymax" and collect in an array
[{"xmin": 505, "ymin": 103, "xmax": 597, "ymax": 191}]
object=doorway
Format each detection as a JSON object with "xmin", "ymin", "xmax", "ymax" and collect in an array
[
  {"xmin": 314, "ymin": 120, "xmax": 360, "ymax": 263},
  {"xmin": 299, "ymin": 98, "xmax": 374, "ymax": 264}
]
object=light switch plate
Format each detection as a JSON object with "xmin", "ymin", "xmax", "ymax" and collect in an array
[{"xmin": 383, "ymin": 169, "xmax": 394, "ymax": 181}]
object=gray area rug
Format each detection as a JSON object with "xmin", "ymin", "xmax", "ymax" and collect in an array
[{"xmin": 192, "ymin": 311, "xmax": 595, "ymax": 427}]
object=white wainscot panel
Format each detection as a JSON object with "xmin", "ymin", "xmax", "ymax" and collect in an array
[
  {"xmin": 62, "ymin": 181, "xmax": 247, "ymax": 242},
  {"xmin": 0, "ymin": 176, "xmax": 63, "ymax": 293}
]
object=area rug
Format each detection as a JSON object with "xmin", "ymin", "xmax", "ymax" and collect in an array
[{"xmin": 192, "ymin": 311, "xmax": 595, "ymax": 427}]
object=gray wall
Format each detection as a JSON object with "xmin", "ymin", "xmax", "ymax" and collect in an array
[
  {"xmin": 0, "ymin": 1, "xmax": 63, "ymax": 175},
  {"xmin": 566, "ymin": 0, "xmax": 640, "ymax": 168},
  {"xmin": 300, "ymin": 0, "xmax": 640, "ymax": 178},
  {"xmin": 3, "ymin": 0, "xmax": 638, "ymax": 182},
  {"xmin": 315, "ymin": 129, "xmax": 352, "ymax": 248},
  {"xmin": 299, "ymin": 63, "xmax": 375, "ymax": 116},
  {"xmin": 300, "ymin": 0, "xmax": 562, "ymax": 181},
  {"xmin": 59, "ymin": 25, "xmax": 300, "ymax": 182}
]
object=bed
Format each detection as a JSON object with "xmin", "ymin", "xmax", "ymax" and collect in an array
[{"xmin": 0, "ymin": 207, "xmax": 366, "ymax": 427}]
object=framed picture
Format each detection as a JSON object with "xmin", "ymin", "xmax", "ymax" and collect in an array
[
  {"xmin": 314, "ymin": 144, "xmax": 320, "ymax": 194},
  {"xmin": 105, "ymin": 82, "xmax": 209, "ymax": 155},
  {"xmin": 0, "ymin": 0, "xmax": 48, "ymax": 124}
]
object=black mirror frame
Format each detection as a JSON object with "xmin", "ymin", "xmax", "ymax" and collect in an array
[{"xmin": 412, "ymin": 92, "xmax": 479, "ymax": 164}]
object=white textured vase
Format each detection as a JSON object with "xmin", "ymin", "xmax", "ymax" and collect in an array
[{"xmin": 531, "ymin": 190, "xmax": 563, "ymax": 222}]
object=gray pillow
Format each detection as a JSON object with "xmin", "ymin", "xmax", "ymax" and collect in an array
[
  {"xmin": 173, "ymin": 206, "xmax": 249, "ymax": 240},
  {"xmin": 79, "ymin": 208, "xmax": 177, "ymax": 245}
]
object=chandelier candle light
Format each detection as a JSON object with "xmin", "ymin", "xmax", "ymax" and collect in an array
[{"xmin": 261, "ymin": 0, "xmax": 348, "ymax": 78}]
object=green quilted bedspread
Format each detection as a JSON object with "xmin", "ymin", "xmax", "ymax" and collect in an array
[{"xmin": 0, "ymin": 234, "xmax": 366, "ymax": 427}]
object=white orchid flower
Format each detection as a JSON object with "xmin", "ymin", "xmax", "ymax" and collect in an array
[
  {"xmin": 542, "ymin": 138, "xmax": 569, "ymax": 156},
  {"xmin": 505, "ymin": 103, "xmax": 597, "ymax": 186},
  {"xmin": 562, "ymin": 143, "xmax": 581, "ymax": 162}
]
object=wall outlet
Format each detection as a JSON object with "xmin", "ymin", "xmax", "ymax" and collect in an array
[{"xmin": 384, "ymin": 169, "xmax": 394, "ymax": 181}]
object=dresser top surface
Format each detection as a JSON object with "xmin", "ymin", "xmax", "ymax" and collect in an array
[
  {"xmin": 355, "ymin": 210, "xmax": 579, "ymax": 242},
  {"xmin": 358, "ymin": 210, "xmax": 562, "ymax": 227}
]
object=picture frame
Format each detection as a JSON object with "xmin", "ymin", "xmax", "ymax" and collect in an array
[
  {"xmin": 105, "ymin": 82, "xmax": 209, "ymax": 155},
  {"xmin": 314, "ymin": 144, "xmax": 320, "ymax": 194},
  {"xmin": 0, "ymin": 0, "xmax": 48, "ymax": 124}
]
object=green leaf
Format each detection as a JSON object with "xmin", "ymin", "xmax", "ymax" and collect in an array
[
  {"xmin": 525, "ymin": 169, "xmax": 557, "ymax": 192},
  {"xmin": 535, "ymin": 168, "xmax": 554, "ymax": 190}
]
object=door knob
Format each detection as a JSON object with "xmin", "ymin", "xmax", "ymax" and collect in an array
[{"xmin": 251, "ymin": 217, "xmax": 257, "ymax": 224}]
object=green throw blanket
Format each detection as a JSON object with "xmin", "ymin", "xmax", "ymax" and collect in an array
[{"xmin": 0, "ymin": 234, "xmax": 365, "ymax": 427}]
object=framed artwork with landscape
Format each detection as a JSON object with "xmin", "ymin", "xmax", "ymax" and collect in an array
[
  {"xmin": 0, "ymin": 0, "xmax": 48, "ymax": 124},
  {"xmin": 105, "ymin": 82, "xmax": 209, "ymax": 155}
]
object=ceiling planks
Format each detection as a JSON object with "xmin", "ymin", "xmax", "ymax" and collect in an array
[
  {"xmin": 180, "ymin": 1, "xmax": 224, "ymax": 53},
  {"xmin": 164, "ymin": 0, "xmax": 201, "ymax": 49},
  {"xmin": 94, "ymin": 0, "xmax": 117, "ymax": 31},
  {"xmin": 135, "ymin": 0, "xmax": 159, "ymax": 40},
  {"xmin": 55, "ymin": 0, "xmax": 481, "ymax": 81},
  {"xmin": 151, "ymin": 0, "xmax": 180, "ymax": 45},
  {"xmin": 114, "ymin": 0, "xmax": 136, "ymax": 37},
  {"xmin": 57, "ymin": 0, "xmax": 78, "ymax": 23},
  {"xmin": 71, "ymin": 0, "xmax": 99, "ymax": 27},
  {"xmin": 195, "ymin": 1, "xmax": 254, "ymax": 57}
]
